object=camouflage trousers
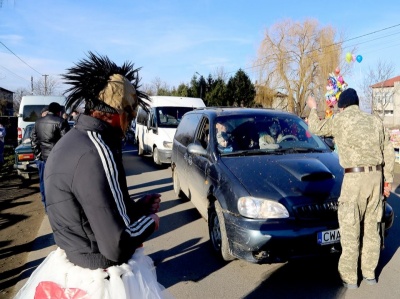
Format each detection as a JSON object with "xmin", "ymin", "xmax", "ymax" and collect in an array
[{"xmin": 338, "ymin": 170, "xmax": 383, "ymax": 284}]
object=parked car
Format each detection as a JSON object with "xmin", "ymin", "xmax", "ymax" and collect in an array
[
  {"xmin": 14, "ymin": 124, "xmax": 37, "ymax": 179},
  {"xmin": 171, "ymin": 107, "xmax": 394, "ymax": 263},
  {"xmin": 14, "ymin": 121, "xmax": 74, "ymax": 179}
]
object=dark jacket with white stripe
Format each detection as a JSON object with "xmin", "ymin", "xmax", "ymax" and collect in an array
[{"xmin": 44, "ymin": 114, "xmax": 156, "ymax": 269}]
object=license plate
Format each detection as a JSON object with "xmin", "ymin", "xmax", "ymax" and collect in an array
[{"xmin": 317, "ymin": 229, "xmax": 340, "ymax": 245}]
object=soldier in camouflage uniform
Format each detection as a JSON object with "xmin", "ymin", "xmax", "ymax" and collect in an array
[{"xmin": 306, "ymin": 88, "xmax": 394, "ymax": 289}]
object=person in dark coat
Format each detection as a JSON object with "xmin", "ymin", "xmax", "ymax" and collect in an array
[
  {"xmin": 31, "ymin": 102, "xmax": 70, "ymax": 208},
  {"xmin": 0, "ymin": 122, "xmax": 6, "ymax": 166}
]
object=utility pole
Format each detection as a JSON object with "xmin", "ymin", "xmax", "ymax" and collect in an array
[
  {"xmin": 195, "ymin": 72, "xmax": 204, "ymax": 99},
  {"xmin": 43, "ymin": 74, "xmax": 48, "ymax": 95}
]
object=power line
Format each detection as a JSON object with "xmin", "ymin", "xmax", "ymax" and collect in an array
[
  {"xmin": 0, "ymin": 65, "xmax": 31, "ymax": 83},
  {"xmin": 228, "ymin": 23, "xmax": 400, "ymax": 76},
  {"xmin": 304, "ymin": 23, "xmax": 400, "ymax": 55},
  {"xmin": 0, "ymin": 41, "xmax": 43, "ymax": 76}
]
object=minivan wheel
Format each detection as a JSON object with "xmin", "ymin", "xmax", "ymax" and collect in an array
[
  {"xmin": 173, "ymin": 168, "xmax": 182, "ymax": 198},
  {"xmin": 153, "ymin": 147, "xmax": 161, "ymax": 165},
  {"xmin": 208, "ymin": 201, "xmax": 235, "ymax": 261}
]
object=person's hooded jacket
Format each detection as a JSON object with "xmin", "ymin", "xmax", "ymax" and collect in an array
[{"xmin": 44, "ymin": 114, "xmax": 156, "ymax": 269}]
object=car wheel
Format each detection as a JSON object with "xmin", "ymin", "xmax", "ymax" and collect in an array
[
  {"xmin": 208, "ymin": 201, "xmax": 235, "ymax": 261},
  {"xmin": 173, "ymin": 168, "xmax": 183, "ymax": 198},
  {"xmin": 137, "ymin": 138, "xmax": 144, "ymax": 156},
  {"xmin": 153, "ymin": 147, "xmax": 161, "ymax": 165}
]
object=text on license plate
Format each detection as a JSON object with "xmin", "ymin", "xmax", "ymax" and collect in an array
[{"xmin": 317, "ymin": 229, "xmax": 340, "ymax": 245}]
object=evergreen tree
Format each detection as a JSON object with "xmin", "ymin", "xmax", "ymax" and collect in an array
[
  {"xmin": 206, "ymin": 78, "xmax": 226, "ymax": 107},
  {"xmin": 225, "ymin": 69, "xmax": 255, "ymax": 107}
]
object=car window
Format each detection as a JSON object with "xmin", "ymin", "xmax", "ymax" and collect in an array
[
  {"xmin": 136, "ymin": 107, "xmax": 148, "ymax": 125},
  {"xmin": 195, "ymin": 117, "xmax": 210, "ymax": 150},
  {"xmin": 174, "ymin": 113, "xmax": 202, "ymax": 147},
  {"xmin": 214, "ymin": 114, "xmax": 328, "ymax": 153}
]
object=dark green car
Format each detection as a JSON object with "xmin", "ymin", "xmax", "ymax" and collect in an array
[{"xmin": 14, "ymin": 124, "xmax": 37, "ymax": 179}]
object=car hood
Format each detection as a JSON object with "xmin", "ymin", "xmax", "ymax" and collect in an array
[
  {"xmin": 221, "ymin": 153, "xmax": 343, "ymax": 200},
  {"xmin": 158, "ymin": 127, "xmax": 176, "ymax": 142}
]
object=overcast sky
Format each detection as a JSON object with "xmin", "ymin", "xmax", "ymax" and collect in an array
[{"xmin": 0, "ymin": 0, "xmax": 399, "ymax": 94}]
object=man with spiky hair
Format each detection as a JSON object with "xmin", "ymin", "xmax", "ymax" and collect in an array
[{"xmin": 15, "ymin": 52, "xmax": 170, "ymax": 298}]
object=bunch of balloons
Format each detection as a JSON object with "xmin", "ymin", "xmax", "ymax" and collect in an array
[
  {"xmin": 345, "ymin": 52, "xmax": 363, "ymax": 63},
  {"xmin": 325, "ymin": 67, "xmax": 348, "ymax": 110}
]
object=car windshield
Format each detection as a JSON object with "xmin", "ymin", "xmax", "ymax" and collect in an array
[
  {"xmin": 214, "ymin": 114, "xmax": 329, "ymax": 155},
  {"xmin": 156, "ymin": 106, "xmax": 195, "ymax": 128},
  {"xmin": 21, "ymin": 124, "xmax": 34, "ymax": 143}
]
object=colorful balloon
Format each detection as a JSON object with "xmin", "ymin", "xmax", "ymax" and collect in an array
[
  {"xmin": 345, "ymin": 52, "xmax": 352, "ymax": 63},
  {"xmin": 335, "ymin": 67, "xmax": 340, "ymax": 75},
  {"xmin": 356, "ymin": 55, "xmax": 363, "ymax": 63}
]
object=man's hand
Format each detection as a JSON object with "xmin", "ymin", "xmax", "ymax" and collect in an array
[
  {"xmin": 149, "ymin": 214, "xmax": 160, "ymax": 230},
  {"xmin": 384, "ymin": 182, "xmax": 391, "ymax": 197},
  {"xmin": 307, "ymin": 96, "xmax": 317, "ymax": 110},
  {"xmin": 138, "ymin": 193, "xmax": 161, "ymax": 214}
]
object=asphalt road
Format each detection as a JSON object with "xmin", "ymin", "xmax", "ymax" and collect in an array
[{"xmin": 12, "ymin": 143, "xmax": 400, "ymax": 299}]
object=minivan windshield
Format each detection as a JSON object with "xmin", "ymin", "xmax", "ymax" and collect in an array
[
  {"xmin": 214, "ymin": 113, "xmax": 329, "ymax": 154},
  {"xmin": 156, "ymin": 106, "xmax": 195, "ymax": 128}
]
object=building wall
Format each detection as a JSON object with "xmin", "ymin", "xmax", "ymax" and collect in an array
[
  {"xmin": 0, "ymin": 88, "xmax": 14, "ymax": 116},
  {"xmin": 372, "ymin": 81, "xmax": 400, "ymax": 128},
  {"xmin": 392, "ymin": 81, "xmax": 400, "ymax": 127}
]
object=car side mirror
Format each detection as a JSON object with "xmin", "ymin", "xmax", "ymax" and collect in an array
[
  {"xmin": 188, "ymin": 143, "xmax": 207, "ymax": 156},
  {"xmin": 323, "ymin": 137, "xmax": 335, "ymax": 151}
]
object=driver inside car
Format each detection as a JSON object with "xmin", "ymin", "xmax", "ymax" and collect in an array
[
  {"xmin": 259, "ymin": 119, "xmax": 284, "ymax": 144},
  {"xmin": 216, "ymin": 121, "xmax": 234, "ymax": 153}
]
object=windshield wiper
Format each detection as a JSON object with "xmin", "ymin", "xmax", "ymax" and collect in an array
[
  {"xmin": 273, "ymin": 147, "xmax": 325, "ymax": 154},
  {"xmin": 220, "ymin": 149, "xmax": 284, "ymax": 156},
  {"xmin": 220, "ymin": 147, "xmax": 325, "ymax": 157}
]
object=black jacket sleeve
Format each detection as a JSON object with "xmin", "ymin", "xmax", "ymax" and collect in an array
[{"xmin": 30, "ymin": 123, "xmax": 41, "ymax": 158}]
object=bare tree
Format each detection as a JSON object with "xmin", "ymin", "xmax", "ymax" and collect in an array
[
  {"xmin": 141, "ymin": 83, "xmax": 156, "ymax": 96},
  {"xmin": 150, "ymin": 77, "xmax": 171, "ymax": 95},
  {"xmin": 213, "ymin": 66, "xmax": 228, "ymax": 82},
  {"xmin": 31, "ymin": 75, "xmax": 62, "ymax": 95},
  {"xmin": 360, "ymin": 60, "xmax": 397, "ymax": 118},
  {"xmin": 13, "ymin": 87, "xmax": 31, "ymax": 114},
  {"xmin": 254, "ymin": 19, "xmax": 351, "ymax": 116}
]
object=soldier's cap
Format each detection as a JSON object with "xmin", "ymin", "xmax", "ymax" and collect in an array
[{"xmin": 338, "ymin": 88, "xmax": 359, "ymax": 108}]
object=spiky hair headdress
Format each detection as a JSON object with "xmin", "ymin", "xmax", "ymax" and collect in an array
[{"xmin": 62, "ymin": 51, "xmax": 150, "ymax": 113}]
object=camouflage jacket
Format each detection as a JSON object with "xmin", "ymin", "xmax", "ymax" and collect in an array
[{"xmin": 308, "ymin": 105, "xmax": 394, "ymax": 183}]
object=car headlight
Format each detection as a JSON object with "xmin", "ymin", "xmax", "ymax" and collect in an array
[
  {"xmin": 163, "ymin": 141, "xmax": 173, "ymax": 149},
  {"xmin": 238, "ymin": 197, "xmax": 289, "ymax": 219}
]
